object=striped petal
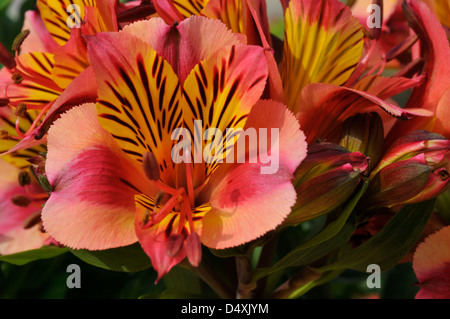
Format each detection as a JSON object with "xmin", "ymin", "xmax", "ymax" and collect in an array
[
  {"xmin": 122, "ymin": 16, "xmax": 245, "ymax": 84},
  {"xmin": 182, "ymin": 44, "xmax": 268, "ymax": 181},
  {"xmin": 87, "ymin": 31, "xmax": 182, "ymax": 186},
  {"xmin": 200, "ymin": 100, "xmax": 307, "ymax": 249},
  {"xmin": 42, "ymin": 103, "xmax": 155, "ymax": 250},
  {"xmin": 20, "ymin": 10, "xmax": 58, "ymax": 54},
  {"xmin": 0, "ymin": 107, "xmax": 47, "ymax": 169},
  {"xmin": 298, "ymin": 83, "xmax": 433, "ymax": 144},
  {"xmin": 1, "ymin": 52, "xmax": 62, "ymax": 108},
  {"xmin": 37, "ymin": 0, "xmax": 96, "ymax": 46},
  {"xmin": 134, "ymin": 193, "xmax": 209, "ymax": 280},
  {"xmin": 51, "ymin": 28, "xmax": 89, "ymax": 89},
  {"xmin": 280, "ymin": 0, "xmax": 364, "ymax": 113},
  {"xmin": 172, "ymin": 0, "xmax": 209, "ymax": 17}
]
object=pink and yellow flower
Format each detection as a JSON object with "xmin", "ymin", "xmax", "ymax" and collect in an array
[{"xmin": 41, "ymin": 17, "xmax": 307, "ymax": 279}]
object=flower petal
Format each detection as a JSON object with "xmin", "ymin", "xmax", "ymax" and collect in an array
[
  {"xmin": 87, "ymin": 31, "xmax": 182, "ymax": 186},
  {"xmin": 413, "ymin": 225, "xmax": 450, "ymax": 299},
  {"xmin": 42, "ymin": 103, "xmax": 155, "ymax": 250},
  {"xmin": 123, "ymin": 16, "xmax": 244, "ymax": 83},
  {"xmin": 200, "ymin": 100, "xmax": 306, "ymax": 249},
  {"xmin": 280, "ymin": 0, "xmax": 364, "ymax": 112},
  {"xmin": 298, "ymin": 83, "xmax": 433, "ymax": 143},
  {"xmin": 20, "ymin": 10, "xmax": 58, "ymax": 54},
  {"xmin": 182, "ymin": 44, "xmax": 268, "ymax": 180}
]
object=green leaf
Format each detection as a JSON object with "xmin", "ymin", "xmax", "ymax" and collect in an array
[
  {"xmin": 0, "ymin": 246, "xmax": 69, "ymax": 265},
  {"xmin": 251, "ymin": 181, "xmax": 368, "ymax": 283},
  {"xmin": 70, "ymin": 243, "xmax": 152, "ymax": 272},
  {"xmin": 316, "ymin": 199, "xmax": 435, "ymax": 273}
]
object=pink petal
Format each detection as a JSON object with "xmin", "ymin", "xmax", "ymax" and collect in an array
[
  {"xmin": 42, "ymin": 103, "xmax": 155, "ymax": 250},
  {"xmin": 19, "ymin": 10, "xmax": 58, "ymax": 54},
  {"xmin": 413, "ymin": 225, "xmax": 450, "ymax": 299},
  {"xmin": 200, "ymin": 101, "xmax": 307, "ymax": 249},
  {"xmin": 122, "ymin": 16, "xmax": 245, "ymax": 83},
  {"xmin": 0, "ymin": 160, "xmax": 49, "ymax": 255}
]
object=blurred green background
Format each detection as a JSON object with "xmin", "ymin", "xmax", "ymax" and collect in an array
[{"xmin": 0, "ymin": 0, "xmax": 421, "ymax": 299}]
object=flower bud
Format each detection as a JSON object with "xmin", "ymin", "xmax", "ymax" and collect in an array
[
  {"xmin": 287, "ymin": 143, "xmax": 369, "ymax": 225},
  {"xmin": 362, "ymin": 154, "xmax": 432, "ymax": 209},
  {"xmin": 372, "ymin": 130, "xmax": 450, "ymax": 176},
  {"xmin": 340, "ymin": 112, "xmax": 384, "ymax": 172}
]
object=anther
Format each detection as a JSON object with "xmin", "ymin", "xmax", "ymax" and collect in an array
[
  {"xmin": 11, "ymin": 30, "xmax": 30, "ymax": 52},
  {"xmin": 11, "ymin": 194, "xmax": 32, "ymax": 207},
  {"xmin": 0, "ymin": 97, "xmax": 9, "ymax": 107},
  {"xmin": 23, "ymin": 210, "xmax": 42, "ymax": 229},
  {"xmin": 11, "ymin": 72, "xmax": 24, "ymax": 85},
  {"xmin": 143, "ymin": 152, "xmax": 160, "ymax": 181},
  {"xmin": 0, "ymin": 42, "xmax": 16, "ymax": 69},
  {"xmin": 0, "ymin": 130, "xmax": 10, "ymax": 140},
  {"xmin": 18, "ymin": 171, "xmax": 31, "ymax": 186},
  {"xmin": 15, "ymin": 103, "xmax": 28, "ymax": 118}
]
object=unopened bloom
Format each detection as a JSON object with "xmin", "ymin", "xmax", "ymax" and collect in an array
[
  {"xmin": 362, "ymin": 130, "xmax": 450, "ymax": 209},
  {"xmin": 286, "ymin": 143, "xmax": 369, "ymax": 225}
]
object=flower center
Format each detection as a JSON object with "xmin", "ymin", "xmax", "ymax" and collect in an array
[{"xmin": 141, "ymin": 151, "xmax": 202, "ymax": 266}]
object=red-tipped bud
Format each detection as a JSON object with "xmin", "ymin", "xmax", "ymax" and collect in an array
[
  {"xmin": 363, "ymin": 155, "xmax": 432, "ymax": 209},
  {"xmin": 372, "ymin": 130, "xmax": 450, "ymax": 176},
  {"xmin": 288, "ymin": 143, "xmax": 369, "ymax": 225}
]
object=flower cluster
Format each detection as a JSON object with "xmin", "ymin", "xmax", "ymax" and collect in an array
[{"xmin": 0, "ymin": 0, "xmax": 449, "ymax": 299}]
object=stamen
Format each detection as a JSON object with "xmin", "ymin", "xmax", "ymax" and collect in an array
[
  {"xmin": 24, "ymin": 185, "xmax": 49, "ymax": 200},
  {"xmin": 184, "ymin": 148, "xmax": 195, "ymax": 207},
  {"xmin": 18, "ymin": 171, "xmax": 31, "ymax": 186},
  {"xmin": 23, "ymin": 210, "xmax": 42, "ymax": 229},
  {"xmin": 0, "ymin": 41, "xmax": 16, "ymax": 69},
  {"xmin": 11, "ymin": 194, "xmax": 31, "ymax": 207},
  {"xmin": 11, "ymin": 72, "xmax": 24, "ymax": 85},
  {"xmin": 11, "ymin": 30, "xmax": 30, "ymax": 52},
  {"xmin": 24, "ymin": 102, "xmax": 52, "ymax": 136},
  {"xmin": 15, "ymin": 117, "xmax": 25, "ymax": 139},
  {"xmin": 142, "ymin": 188, "xmax": 185, "ymax": 228},
  {"xmin": 15, "ymin": 103, "xmax": 28, "ymax": 118},
  {"xmin": 0, "ymin": 97, "xmax": 9, "ymax": 107}
]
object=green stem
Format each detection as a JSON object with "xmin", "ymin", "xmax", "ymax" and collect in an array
[
  {"xmin": 188, "ymin": 261, "xmax": 234, "ymax": 299},
  {"xmin": 253, "ymin": 234, "xmax": 279, "ymax": 298},
  {"xmin": 235, "ymin": 256, "xmax": 257, "ymax": 299}
]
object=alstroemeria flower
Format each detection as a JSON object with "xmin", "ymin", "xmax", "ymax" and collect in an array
[
  {"xmin": 0, "ymin": 158, "xmax": 51, "ymax": 255},
  {"xmin": 413, "ymin": 225, "xmax": 450, "ymax": 298},
  {"xmin": 42, "ymin": 18, "xmax": 307, "ymax": 279}
]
